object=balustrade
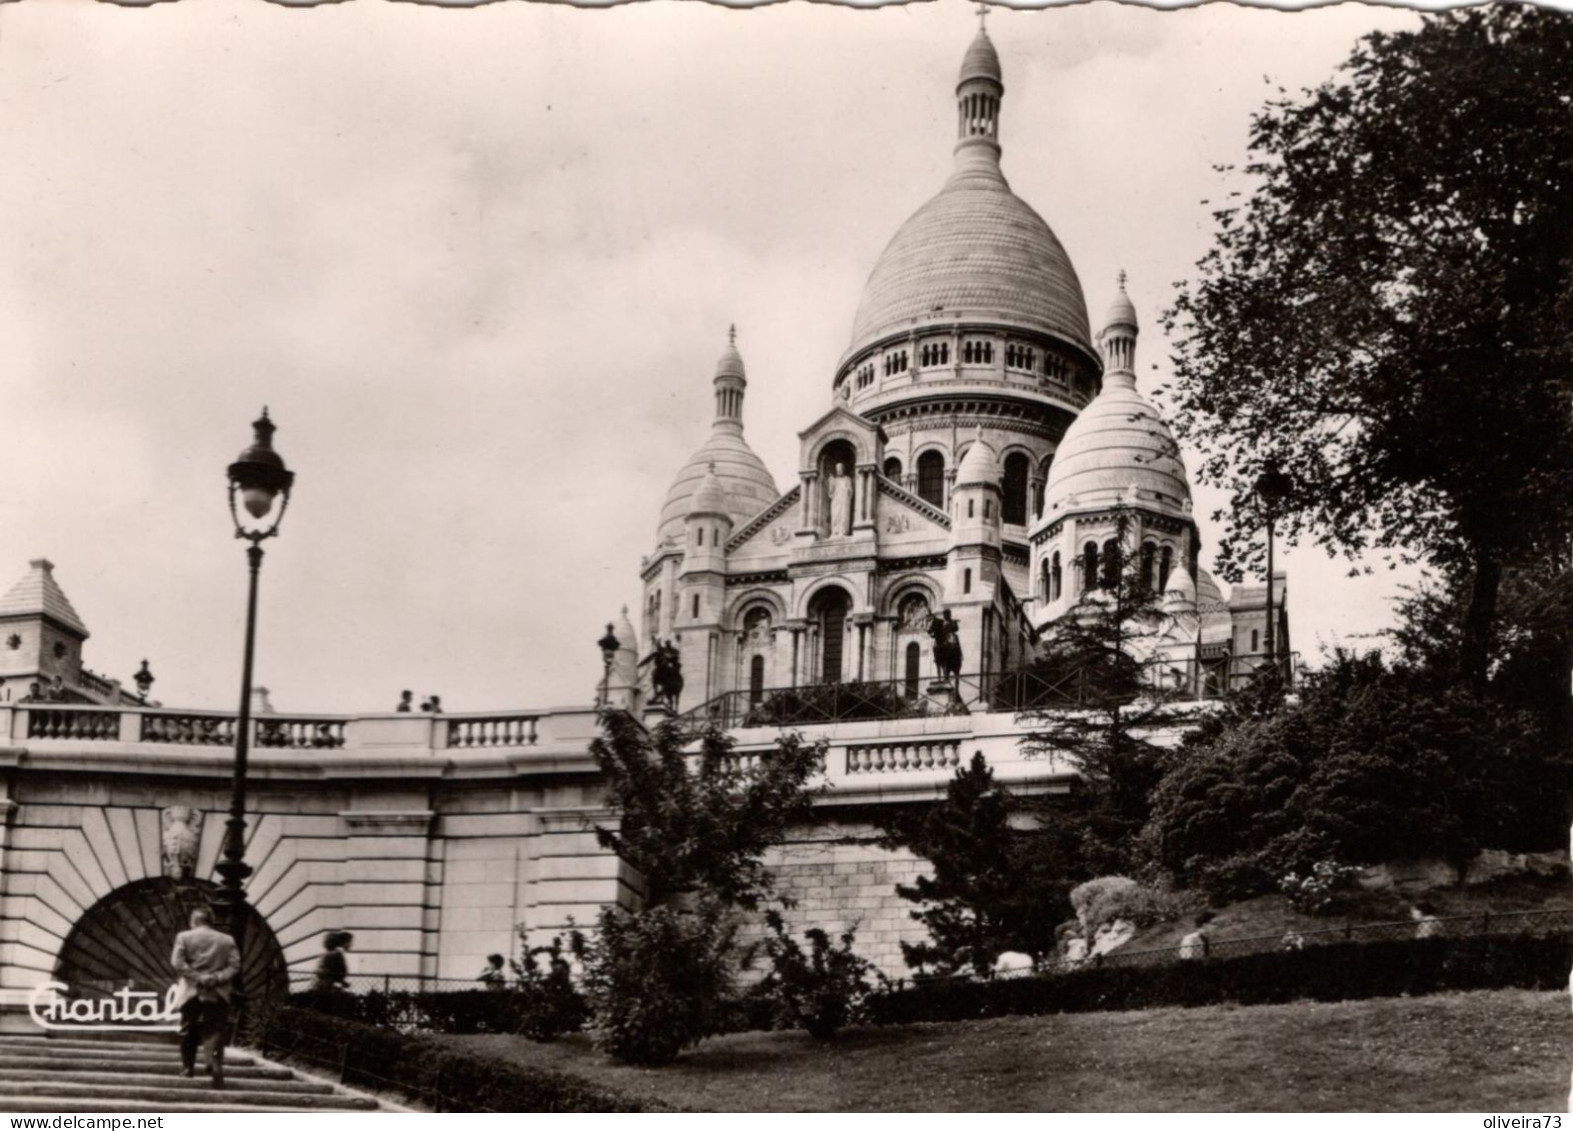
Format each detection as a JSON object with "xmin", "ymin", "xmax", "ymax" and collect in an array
[
  {"xmin": 26, "ymin": 708, "xmax": 120, "ymax": 742},
  {"xmin": 446, "ymin": 714, "xmax": 539, "ymax": 748},
  {"xmin": 141, "ymin": 712, "xmax": 237, "ymax": 746},
  {"xmin": 845, "ymin": 740, "xmax": 961, "ymax": 774}
]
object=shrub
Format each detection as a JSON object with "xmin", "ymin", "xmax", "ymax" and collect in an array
[
  {"xmin": 862, "ymin": 932, "xmax": 1573, "ymax": 1026},
  {"xmin": 755, "ymin": 910, "xmax": 881, "ymax": 1041},
  {"xmin": 1068, "ymin": 876, "xmax": 1170, "ymax": 934},
  {"xmin": 510, "ymin": 934, "xmax": 589, "ymax": 1042},
  {"xmin": 254, "ymin": 1005, "xmax": 664, "ymax": 1112},
  {"xmin": 1279, "ymin": 860, "xmax": 1365, "ymax": 915},
  {"xmin": 288, "ymin": 988, "xmax": 528, "ymax": 1034},
  {"xmin": 579, "ymin": 901, "xmax": 738, "ymax": 1066},
  {"xmin": 743, "ymin": 680, "xmax": 917, "ymax": 727}
]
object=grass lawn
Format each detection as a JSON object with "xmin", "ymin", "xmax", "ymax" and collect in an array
[{"xmin": 442, "ymin": 988, "xmax": 1571, "ymax": 1111}]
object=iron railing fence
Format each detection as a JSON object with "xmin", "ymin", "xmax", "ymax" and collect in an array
[
  {"xmin": 285, "ymin": 907, "xmax": 1573, "ymax": 1003},
  {"xmin": 288, "ymin": 972, "xmax": 491, "ymax": 996},
  {"xmin": 683, "ymin": 653, "xmax": 1297, "ymax": 731}
]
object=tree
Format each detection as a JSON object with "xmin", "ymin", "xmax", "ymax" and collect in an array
[
  {"xmin": 1022, "ymin": 506, "xmax": 1197, "ymax": 874},
  {"xmin": 582, "ymin": 712, "xmax": 825, "ymax": 1063},
  {"xmin": 1161, "ymin": 7, "xmax": 1573, "ymax": 685},
  {"xmin": 590, "ymin": 712, "xmax": 824, "ymax": 910},
  {"xmin": 1145, "ymin": 651, "xmax": 1549, "ymax": 901},
  {"xmin": 879, "ymin": 752, "xmax": 1068, "ymax": 976}
]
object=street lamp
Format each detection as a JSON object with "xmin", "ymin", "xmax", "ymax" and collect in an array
[
  {"xmin": 133, "ymin": 659, "xmax": 155, "ymax": 701},
  {"xmin": 1254, "ymin": 467, "xmax": 1292, "ymax": 680},
  {"xmin": 597, "ymin": 624, "xmax": 620, "ymax": 708},
  {"xmin": 215, "ymin": 408, "xmax": 295, "ymax": 1009}
]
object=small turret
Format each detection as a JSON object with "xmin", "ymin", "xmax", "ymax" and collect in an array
[{"xmin": 950, "ymin": 431, "xmax": 1003, "ymax": 550}]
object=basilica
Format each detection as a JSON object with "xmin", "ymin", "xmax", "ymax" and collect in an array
[
  {"xmin": 0, "ymin": 23, "xmax": 1299, "ymax": 1003},
  {"xmin": 636, "ymin": 25, "xmax": 1286, "ymax": 718}
]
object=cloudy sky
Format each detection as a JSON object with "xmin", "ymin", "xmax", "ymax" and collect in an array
[{"xmin": 0, "ymin": 0, "xmax": 1432, "ymax": 714}]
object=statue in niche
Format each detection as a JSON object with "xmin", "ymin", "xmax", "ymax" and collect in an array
[
  {"xmin": 826, "ymin": 462, "xmax": 854, "ymax": 537},
  {"xmin": 927, "ymin": 610, "xmax": 964, "ymax": 681},
  {"xmin": 161, "ymin": 806, "xmax": 204, "ymax": 880}
]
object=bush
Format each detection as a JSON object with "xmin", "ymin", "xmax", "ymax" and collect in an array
[
  {"xmin": 1279, "ymin": 860, "xmax": 1365, "ymax": 915},
  {"xmin": 755, "ymin": 911, "xmax": 881, "ymax": 1041},
  {"xmin": 510, "ymin": 934, "xmax": 589, "ymax": 1042},
  {"xmin": 1069, "ymin": 876, "xmax": 1171, "ymax": 934},
  {"xmin": 862, "ymin": 932, "xmax": 1573, "ymax": 1027},
  {"xmin": 743, "ymin": 680, "xmax": 917, "ymax": 727},
  {"xmin": 579, "ymin": 901, "xmax": 738, "ymax": 1066},
  {"xmin": 254, "ymin": 1005, "xmax": 665, "ymax": 1112},
  {"xmin": 288, "ymin": 988, "xmax": 528, "ymax": 1034}
]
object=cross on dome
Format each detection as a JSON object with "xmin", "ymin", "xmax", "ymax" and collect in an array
[{"xmin": 976, "ymin": 3, "xmax": 989, "ymax": 30}]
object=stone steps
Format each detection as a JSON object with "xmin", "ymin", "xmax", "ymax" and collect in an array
[{"xmin": 0, "ymin": 1036, "xmax": 389, "ymax": 1114}]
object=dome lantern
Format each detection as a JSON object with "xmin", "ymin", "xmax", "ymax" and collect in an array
[{"xmin": 1098, "ymin": 270, "xmax": 1139, "ymax": 378}]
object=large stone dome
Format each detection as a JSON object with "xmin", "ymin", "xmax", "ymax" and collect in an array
[
  {"xmin": 848, "ymin": 183, "xmax": 1093, "ymax": 359},
  {"xmin": 844, "ymin": 29, "xmax": 1092, "ymax": 363}
]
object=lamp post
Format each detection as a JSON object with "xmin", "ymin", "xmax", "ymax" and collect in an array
[
  {"xmin": 1254, "ymin": 468, "xmax": 1292, "ymax": 681},
  {"xmin": 597, "ymin": 624, "xmax": 620, "ymax": 709},
  {"xmin": 133, "ymin": 659, "xmax": 155, "ymax": 702},
  {"xmin": 215, "ymin": 408, "xmax": 295, "ymax": 1012}
]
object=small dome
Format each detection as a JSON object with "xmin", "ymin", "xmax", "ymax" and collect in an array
[
  {"xmin": 657, "ymin": 334, "xmax": 780, "ymax": 544},
  {"xmin": 1196, "ymin": 569, "xmax": 1233, "ymax": 643},
  {"xmin": 690, "ymin": 463, "xmax": 729, "ymax": 519},
  {"xmin": 1196, "ymin": 568, "xmax": 1223, "ymax": 608},
  {"xmin": 955, "ymin": 434, "xmax": 1002, "ymax": 488},
  {"xmin": 1042, "ymin": 372, "xmax": 1191, "ymax": 516},
  {"xmin": 1164, "ymin": 566, "xmax": 1197, "ymax": 604},
  {"xmin": 958, "ymin": 28, "xmax": 1001, "ymax": 86}
]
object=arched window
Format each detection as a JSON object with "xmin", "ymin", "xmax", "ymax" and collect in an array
[
  {"xmin": 1040, "ymin": 558, "xmax": 1051, "ymax": 600},
  {"xmin": 1251, "ymin": 629, "xmax": 1260, "ymax": 654},
  {"xmin": 963, "ymin": 568, "xmax": 973, "ymax": 595},
  {"xmin": 1002, "ymin": 452, "xmax": 1029, "ymax": 525},
  {"xmin": 810, "ymin": 588, "xmax": 851, "ymax": 684},
  {"xmin": 883, "ymin": 456, "xmax": 902, "ymax": 481},
  {"xmin": 1082, "ymin": 542, "xmax": 1099, "ymax": 593},
  {"xmin": 904, "ymin": 642, "xmax": 921, "ymax": 701},
  {"xmin": 697, "ymin": 528, "xmax": 704, "ymax": 547},
  {"xmin": 1051, "ymin": 551, "xmax": 1062, "ymax": 601},
  {"xmin": 749, "ymin": 655, "xmax": 765, "ymax": 704},
  {"xmin": 917, "ymin": 451, "xmax": 945, "ymax": 507},
  {"xmin": 1101, "ymin": 539, "xmax": 1120, "ymax": 590},
  {"xmin": 1140, "ymin": 542, "xmax": 1156, "ymax": 592},
  {"xmin": 1159, "ymin": 546, "xmax": 1174, "ymax": 592}
]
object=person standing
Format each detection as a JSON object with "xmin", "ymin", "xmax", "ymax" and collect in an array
[
  {"xmin": 170, "ymin": 907, "xmax": 241, "ymax": 1088},
  {"xmin": 1179, "ymin": 911, "xmax": 1214, "ymax": 960},
  {"xmin": 314, "ymin": 931, "xmax": 352, "ymax": 992},
  {"xmin": 477, "ymin": 953, "xmax": 507, "ymax": 989}
]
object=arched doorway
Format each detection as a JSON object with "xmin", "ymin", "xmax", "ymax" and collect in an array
[
  {"xmin": 55, "ymin": 877, "xmax": 288, "ymax": 1003},
  {"xmin": 809, "ymin": 587, "xmax": 852, "ymax": 684}
]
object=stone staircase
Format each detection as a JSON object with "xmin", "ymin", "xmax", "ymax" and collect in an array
[{"xmin": 0, "ymin": 1035, "xmax": 386, "ymax": 1113}]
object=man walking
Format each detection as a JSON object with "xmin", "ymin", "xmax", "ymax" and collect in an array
[{"xmin": 170, "ymin": 907, "xmax": 241, "ymax": 1088}]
